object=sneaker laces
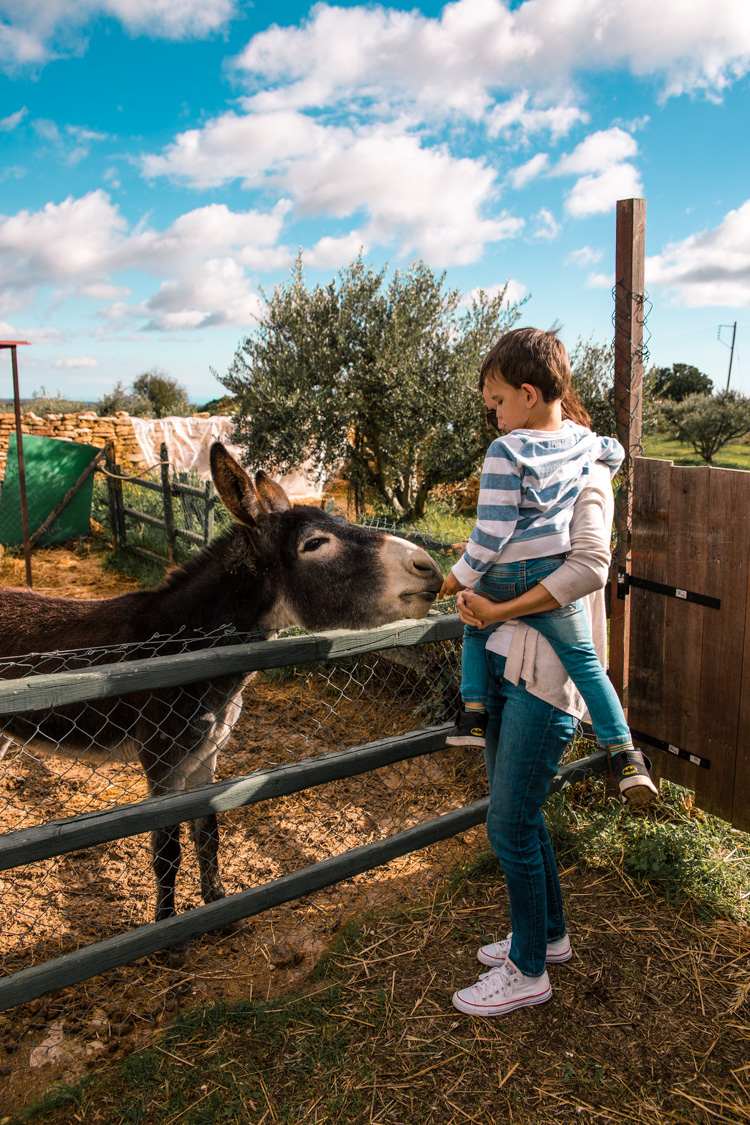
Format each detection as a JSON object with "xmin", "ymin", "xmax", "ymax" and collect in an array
[{"xmin": 474, "ymin": 963, "xmax": 516, "ymax": 1000}]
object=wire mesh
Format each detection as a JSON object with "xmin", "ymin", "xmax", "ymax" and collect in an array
[
  {"xmin": 0, "ymin": 619, "xmax": 497, "ymax": 1090},
  {"xmin": 611, "ymin": 279, "xmax": 651, "ymax": 567}
]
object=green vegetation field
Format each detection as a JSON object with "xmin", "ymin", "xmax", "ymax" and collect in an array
[{"xmin": 642, "ymin": 433, "xmax": 750, "ymax": 471}]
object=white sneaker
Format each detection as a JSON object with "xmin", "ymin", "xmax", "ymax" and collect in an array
[
  {"xmin": 477, "ymin": 931, "xmax": 572, "ymax": 968},
  {"xmin": 452, "ymin": 959, "xmax": 552, "ymax": 1017}
]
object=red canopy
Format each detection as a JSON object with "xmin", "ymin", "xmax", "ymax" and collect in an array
[{"xmin": 0, "ymin": 340, "xmax": 30, "ymax": 347}]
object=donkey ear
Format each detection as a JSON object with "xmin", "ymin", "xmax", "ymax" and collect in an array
[
  {"xmin": 210, "ymin": 443, "xmax": 268, "ymax": 528},
  {"xmin": 254, "ymin": 470, "xmax": 291, "ymax": 513}
]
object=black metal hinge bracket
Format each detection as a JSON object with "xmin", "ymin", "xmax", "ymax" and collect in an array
[
  {"xmin": 630, "ymin": 729, "xmax": 711, "ymax": 770},
  {"xmin": 617, "ymin": 568, "xmax": 720, "ymax": 610}
]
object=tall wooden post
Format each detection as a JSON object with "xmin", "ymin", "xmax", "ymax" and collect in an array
[
  {"xmin": 160, "ymin": 442, "xmax": 176, "ymax": 566},
  {"xmin": 609, "ymin": 198, "xmax": 646, "ymax": 708}
]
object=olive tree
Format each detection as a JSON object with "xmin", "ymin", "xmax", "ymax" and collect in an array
[
  {"xmin": 660, "ymin": 390, "xmax": 750, "ymax": 463},
  {"xmin": 652, "ymin": 363, "xmax": 713, "ymax": 402},
  {"xmin": 222, "ymin": 256, "xmax": 522, "ymax": 519},
  {"xmin": 569, "ymin": 337, "xmax": 661, "ymax": 438}
]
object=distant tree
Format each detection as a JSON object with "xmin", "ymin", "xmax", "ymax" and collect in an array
[
  {"xmin": 569, "ymin": 337, "xmax": 660, "ymax": 438},
  {"xmin": 198, "ymin": 394, "xmax": 238, "ymax": 415},
  {"xmin": 651, "ymin": 363, "xmax": 713, "ymax": 402},
  {"xmin": 222, "ymin": 255, "xmax": 523, "ymax": 519},
  {"xmin": 132, "ymin": 369, "xmax": 191, "ymax": 418},
  {"xmin": 660, "ymin": 390, "xmax": 750, "ymax": 463},
  {"xmin": 98, "ymin": 371, "xmax": 192, "ymax": 418},
  {"xmin": 569, "ymin": 338, "xmax": 616, "ymax": 436},
  {"xmin": 30, "ymin": 386, "xmax": 90, "ymax": 414},
  {"xmin": 97, "ymin": 380, "xmax": 150, "ymax": 416}
]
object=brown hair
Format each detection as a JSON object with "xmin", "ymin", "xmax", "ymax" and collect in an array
[
  {"xmin": 560, "ymin": 386, "xmax": 590, "ymax": 427},
  {"xmin": 479, "ymin": 326, "xmax": 571, "ymax": 402}
]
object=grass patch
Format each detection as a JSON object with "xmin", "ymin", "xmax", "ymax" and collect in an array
[
  {"xmin": 642, "ymin": 433, "xmax": 750, "ymax": 470},
  {"xmin": 545, "ymin": 777, "xmax": 750, "ymax": 923},
  {"xmin": 11, "ymin": 775, "xmax": 750, "ymax": 1125}
]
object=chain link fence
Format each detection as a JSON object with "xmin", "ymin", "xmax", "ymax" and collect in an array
[{"xmin": 0, "ymin": 611, "xmax": 491, "ymax": 1087}]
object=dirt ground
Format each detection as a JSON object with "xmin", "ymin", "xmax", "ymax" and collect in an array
[
  {"xmin": 0, "ymin": 540, "xmax": 480, "ymax": 1116},
  {"xmin": 0, "ymin": 539, "xmax": 140, "ymax": 599},
  {"xmin": 3, "ymin": 545, "xmax": 747, "ymax": 1125}
]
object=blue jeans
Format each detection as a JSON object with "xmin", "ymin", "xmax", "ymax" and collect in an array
[
  {"xmin": 484, "ymin": 652, "xmax": 578, "ymax": 977},
  {"xmin": 461, "ymin": 558, "xmax": 632, "ymax": 754}
]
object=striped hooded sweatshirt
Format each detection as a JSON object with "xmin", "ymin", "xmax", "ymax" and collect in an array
[{"xmin": 452, "ymin": 421, "xmax": 624, "ymax": 587}]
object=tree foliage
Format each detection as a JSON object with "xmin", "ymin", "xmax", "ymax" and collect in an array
[
  {"xmin": 98, "ymin": 370, "xmax": 192, "ymax": 418},
  {"xmin": 569, "ymin": 337, "xmax": 660, "ymax": 438},
  {"xmin": 651, "ymin": 363, "xmax": 713, "ymax": 402},
  {"xmin": 659, "ymin": 390, "xmax": 750, "ymax": 463},
  {"xmin": 132, "ymin": 370, "xmax": 191, "ymax": 418},
  {"xmin": 222, "ymin": 256, "xmax": 523, "ymax": 518}
]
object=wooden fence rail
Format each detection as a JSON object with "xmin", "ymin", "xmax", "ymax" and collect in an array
[
  {"xmin": 104, "ymin": 442, "xmax": 217, "ymax": 564},
  {"xmin": 0, "ymin": 610, "xmax": 607, "ymax": 1012},
  {"xmin": 0, "ymin": 613, "xmax": 462, "ymax": 717}
]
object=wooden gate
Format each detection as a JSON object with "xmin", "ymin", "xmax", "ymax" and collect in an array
[{"xmin": 625, "ymin": 456, "xmax": 750, "ymax": 831}]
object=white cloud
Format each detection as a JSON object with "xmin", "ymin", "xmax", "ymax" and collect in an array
[
  {"xmin": 487, "ymin": 94, "xmax": 587, "ymax": 140},
  {"xmin": 232, "ymin": 0, "xmax": 750, "ymax": 115},
  {"xmin": 0, "ymin": 0, "xmax": 235, "ymax": 69},
  {"xmin": 462, "ymin": 279, "xmax": 528, "ymax": 309},
  {"xmin": 531, "ymin": 208, "xmax": 561, "ymax": 241},
  {"xmin": 0, "ymin": 321, "xmax": 63, "ymax": 344},
  {"xmin": 0, "ymin": 191, "xmax": 295, "ymax": 330},
  {"xmin": 144, "ymin": 113, "xmax": 522, "ymax": 267},
  {"xmin": 53, "ymin": 355, "xmax": 98, "ymax": 368},
  {"xmin": 647, "ymin": 200, "xmax": 750, "ymax": 307},
  {"xmin": 305, "ymin": 233, "xmax": 366, "ymax": 271},
  {"xmin": 142, "ymin": 258, "xmax": 265, "ymax": 331},
  {"xmin": 565, "ymin": 164, "xmax": 644, "ymax": 218},
  {"xmin": 509, "ymin": 153, "xmax": 549, "ymax": 190},
  {"xmin": 0, "ymin": 106, "xmax": 26, "ymax": 130},
  {"xmin": 586, "ymin": 272, "xmax": 614, "ymax": 289},
  {"xmin": 553, "ymin": 128, "xmax": 644, "ymax": 217},
  {"xmin": 566, "ymin": 245, "xmax": 603, "ymax": 267},
  {"xmin": 32, "ymin": 118, "xmax": 108, "ymax": 164},
  {"xmin": 555, "ymin": 128, "xmax": 637, "ymax": 176}
]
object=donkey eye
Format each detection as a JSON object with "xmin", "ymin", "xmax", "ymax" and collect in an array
[{"xmin": 301, "ymin": 537, "xmax": 328, "ymax": 553}]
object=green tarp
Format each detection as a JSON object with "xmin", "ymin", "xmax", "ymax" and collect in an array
[{"xmin": 0, "ymin": 434, "xmax": 98, "ymax": 547}]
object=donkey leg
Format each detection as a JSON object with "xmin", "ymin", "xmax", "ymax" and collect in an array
[
  {"xmin": 185, "ymin": 743, "xmax": 225, "ymax": 906},
  {"xmin": 140, "ymin": 729, "xmax": 188, "ymax": 923},
  {"xmin": 189, "ymin": 814, "xmax": 225, "ymax": 904},
  {"xmin": 152, "ymin": 823, "xmax": 182, "ymax": 922}
]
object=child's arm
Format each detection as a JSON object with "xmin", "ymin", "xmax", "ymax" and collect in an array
[
  {"xmin": 451, "ymin": 438, "xmax": 522, "ymax": 588},
  {"xmin": 597, "ymin": 435, "xmax": 625, "ymax": 477}
]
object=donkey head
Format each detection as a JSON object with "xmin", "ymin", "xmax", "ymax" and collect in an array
[{"xmin": 210, "ymin": 443, "xmax": 442, "ymax": 631}]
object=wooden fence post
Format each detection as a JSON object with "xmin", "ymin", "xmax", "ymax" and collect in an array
[
  {"xmin": 105, "ymin": 446, "xmax": 126, "ymax": 551},
  {"xmin": 160, "ymin": 442, "xmax": 176, "ymax": 566},
  {"xmin": 609, "ymin": 197, "xmax": 646, "ymax": 709},
  {"xmin": 204, "ymin": 479, "xmax": 215, "ymax": 545}
]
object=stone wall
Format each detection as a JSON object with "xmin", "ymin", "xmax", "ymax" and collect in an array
[{"xmin": 0, "ymin": 411, "xmax": 212, "ymax": 480}]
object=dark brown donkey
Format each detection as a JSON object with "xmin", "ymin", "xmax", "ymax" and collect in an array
[{"xmin": 0, "ymin": 443, "xmax": 442, "ymax": 921}]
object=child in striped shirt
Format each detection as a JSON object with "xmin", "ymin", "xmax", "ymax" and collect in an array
[{"xmin": 439, "ymin": 327, "xmax": 657, "ymax": 805}]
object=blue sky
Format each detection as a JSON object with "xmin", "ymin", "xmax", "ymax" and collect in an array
[{"xmin": 1, "ymin": 0, "xmax": 749, "ymax": 404}]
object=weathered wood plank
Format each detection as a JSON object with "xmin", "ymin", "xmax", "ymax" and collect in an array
[
  {"xmin": 0, "ymin": 725, "xmax": 452, "ymax": 870},
  {"xmin": 660, "ymin": 466, "xmax": 711, "ymax": 790},
  {"xmin": 691, "ymin": 468, "xmax": 750, "ymax": 820},
  {"xmin": 733, "ymin": 522, "xmax": 750, "ymax": 832},
  {"xmin": 0, "ymin": 614, "xmax": 463, "ymax": 717},
  {"xmin": 0, "ymin": 749, "xmax": 608, "ymax": 1011},
  {"xmin": 628, "ymin": 457, "xmax": 671, "ymax": 782},
  {"xmin": 610, "ymin": 197, "xmax": 647, "ymax": 704},
  {"xmin": 0, "ymin": 800, "xmax": 491, "ymax": 1010}
]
